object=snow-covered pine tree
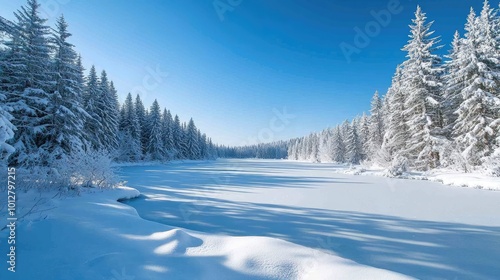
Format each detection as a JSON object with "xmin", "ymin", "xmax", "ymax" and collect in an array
[
  {"xmin": 75, "ymin": 55, "xmax": 85, "ymax": 94},
  {"xmin": 346, "ymin": 118, "xmax": 362, "ymax": 164},
  {"xmin": 161, "ymin": 108, "xmax": 175, "ymax": 159},
  {"xmin": 382, "ymin": 66, "xmax": 409, "ymax": 162},
  {"xmin": 309, "ymin": 133, "xmax": 319, "ymax": 162},
  {"xmin": 287, "ymin": 138, "xmax": 298, "ymax": 160},
  {"xmin": 443, "ymin": 31, "xmax": 464, "ymax": 136},
  {"xmin": 332, "ymin": 126, "xmax": 346, "ymax": 163},
  {"xmin": 0, "ymin": 92, "xmax": 15, "ymax": 161},
  {"xmin": 196, "ymin": 129, "xmax": 203, "ymax": 159},
  {"xmin": 134, "ymin": 94, "xmax": 147, "ymax": 155},
  {"xmin": 109, "ymin": 81, "xmax": 120, "ymax": 115},
  {"xmin": 452, "ymin": 5, "xmax": 500, "ymax": 166},
  {"xmin": 207, "ymin": 137, "xmax": 216, "ymax": 159},
  {"xmin": 297, "ymin": 137, "xmax": 307, "ymax": 160},
  {"xmin": 368, "ymin": 91, "xmax": 384, "ymax": 158},
  {"xmin": 172, "ymin": 114, "xmax": 183, "ymax": 159},
  {"xmin": 0, "ymin": 17, "xmax": 16, "ymax": 161},
  {"xmin": 185, "ymin": 119, "xmax": 200, "ymax": 160},
  {"xmin": 83, "ymin": 65, "xmax": 104, "ymax": 150},
  {"xmin": 200, "ymin": 132, "xmax": 208, "ymax": 159},
  {"xmin": 96, "ymin": 70, "xmax": 119, "ymax": 151},
  {"xmin": 6, "ymin": 0, "xmax": 56, "ymax": 167},
  {"xmin": 359, "ymin": 113, "xmax": 370, "ymax": 161},
  {"xmin": 44, "ymin": 15, "xmax": 87, "ymax": 162},
  {"xmin": 117, "ymin": 92, "xmax": 141, "ymax": 161},
  {"xmin": 480, "ymin": 0, "xmax": 500, "ymax": 164},
  {"xmin": 145, "ymin": 99, "xmax": 165, "ymax": 161},
  {"xmin": 179, "ymin": 121, "xmax": 190, "ymax": 159},
  {"xmin": 318, "ymin": 128, "xmax": 333, "ymax": 162},
  {"xmin": 401, "ymin": 6, "xmax": 444, "ymax": 170}
]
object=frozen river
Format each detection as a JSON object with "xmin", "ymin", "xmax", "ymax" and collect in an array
[{"xmin": 119, "ymin": 159, "xmax": 500, "ymax": 279}]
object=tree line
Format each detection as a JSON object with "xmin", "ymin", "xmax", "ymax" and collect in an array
[
  {"xmin": 0, "ymin": 0, "xmax": 216, "ymax": 175},
  {"xmin": 234, "ymin": 3, "xmax": 500, "ymax": 176}
]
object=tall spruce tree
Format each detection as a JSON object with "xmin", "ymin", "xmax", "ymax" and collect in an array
[
  {"xmin": 83, "ymin": 65, "xmax": 104, "ymax": 150},
  {"xmin": 145, "ymin": 99, "xmax": 165, "ymax": 160},
  {"xmin": 401, "ymin": 6, "xmax": 444, "ymax": 170},
  {"xmin": 382, "ymin": 66, "xmax": 409, "ymax": 161},
  {"xmin": 96, "ymin": 70, "xmax": 118, "ymax": 151},
  {"xmin": 346, "ymin": 119, "xmax": 362, "ymax": 164},
  {"xmin": 7, "ymin": 0, "xmax": 55, "ymax": 166},
  {"xmin": 44, "ymin": 15, "xmax": 87, "ymax": 162},
  {"xmin": 118, "ymin": 93, "xmax": 141, "ymax": 161},
  {"xmin": 161, "ymin": 109, "xmax": 174, "ymax": 158},
  {"xmin": 134, "ymin": 94, "xmax": 147, "ymax": 155},
  {"xmin": 452, "ymin": 5, "xmax": 500, "ymax": 166},
  {"xmin": 186, "ymin": 118, "xmax": 200, "ymax": 159},
  {"xmin": 368, "ymin": 91, "xmax": 384, "ymax": 157}
]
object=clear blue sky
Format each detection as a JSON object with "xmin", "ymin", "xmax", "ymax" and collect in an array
[{"xmin": 0, "ymin": 0, "xmax": 488, "ymax": 146}]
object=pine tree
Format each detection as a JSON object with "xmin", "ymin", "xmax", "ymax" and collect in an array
[
  {"xmin": 452, "ymin": 6, "xmax": 500, "ymax": 166},
  {"xmin": 186, "ymin": 118, "xmax": 200, "ymax": 159},
  {"xmin": 134, "ymin": 94, "xmax": 147, "ymax": 155},
  {"xmin": 368, "ymin": 91, "xmax": 384, "ymax": 157},
  {"xmin": 83, "ymin": 65, "xmax": 104, "ymax": 150},
  {"xmin": 161, "ymin": 109, "xmax": 174, "ymax": 158},
  {"xmin": 443, "ymin": 31, "xmax": 463, "ymax": 135},
  {"xmin": 75, "ymin": 55, "xmax": 85, "ymax": 97},
  {"xmin": 109, "ymin": 81, "xmax": 120, "ymax": 114},
  {"xmin": 308, "ymin": 133, "xmax": 319, "ymax": 162},
  {"xmin": 332, "ymin": 126, "xmax": 345, "ymax": 163},
  {"xmin": 96, "ymin": 70, "xmax": 118, "ymax": 150},
  {"xmin": 118, "ymin": 93, "xmax": 141, "ymax": 161},
  {"xmin": 145, "ymin": 99, "xmax": 165, "ymax": 160},
  {"xmin": 359, "ymin": 113, "xmax": 370, "ymax": 161},
  {"xmin": 0, "ymin": 92, "xmax": 15, "ymax": 160},
  {"xmin": 179, "ymin": 121, "xmax": 190, "ymax": 158},
  {"xmin": 0, "ymin": 17, "xmax": 16, "ymax": 160},
  {"xmin": 43, "ymin": 15, "xmax": 87, "ymax": 162},
  {"xmin": 200, "ymin": 133, "xmax": 208, "ymax": 159},
  {"xmin": 401, "ymin": 6, "xmax": 444, "ymax": 170},
  {"xmin": 6, "ymin": 0, "xmax": 56, "ymax": 166},
  {"xmin": 318, "ymin": 128, "xmax": 334, "ymax": 162},
  {"xmin": 346, "ymin": 119, "xmax": 362, "ymax": 164},
  {"xmin": 382, "ymin": 66, "xmax": 409, "ymax": 161},
  {"xmin": 172, "ymin": 114, "xmax": 183, "ymax": 158}
]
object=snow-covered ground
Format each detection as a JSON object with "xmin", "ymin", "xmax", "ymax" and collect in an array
[{"xmin": 1, "ymin": 159, "xmax": 499, "ymax": 279}]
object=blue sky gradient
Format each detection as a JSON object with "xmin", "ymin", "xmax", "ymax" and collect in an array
[{"xmin": 0, "ymin": 0, "xmax": 489, "ymax": 145}]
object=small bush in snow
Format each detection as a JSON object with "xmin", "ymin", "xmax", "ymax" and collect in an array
[
  {"xmin": 384, "ymin": 155, "xmax": 408, "ymax": 177},
  {"xmin": 483, "ymin": 150, "xmax": 500, "ymax": 177},
  {"xmin": 16, "ymin": 150, "xmax": 119, "ymax": 191},
  {"xmin": 65, "ymin": 149, "xmax": 119, "ymax": 189},
  {"xmin": 440, "ymin": 142, "xmax": 471, "ymax": 173}
]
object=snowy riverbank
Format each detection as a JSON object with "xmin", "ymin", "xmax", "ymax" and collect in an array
[{"xmin": 336, "ymin": 164, "xmax": 500, "ymax": 191}]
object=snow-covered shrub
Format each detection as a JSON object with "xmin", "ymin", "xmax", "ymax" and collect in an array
[
  {"xmin": 373, "ymin": 145, "xmax": 392, "ymax": 167},
  {"xmin": 16, "ymin": 149, "xmax": 119, "ymax": 191},
  {"xmin": 66, "ymin": 149, "xmax": 119, "ymax": 189},
  {"xmin": 345, "ymin": 166, "xmax": 366, "ymax": 175},
  {"xmin": 439, "ymin": 141, "xmax": 471, "ymax": 173},
  {"xmin": 384, "ymin": 155, "xmax": 408, "ymax": 177},
  {"xmin": 483, "ymin": 150, "xmax": 500, "ymax": 177}
]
